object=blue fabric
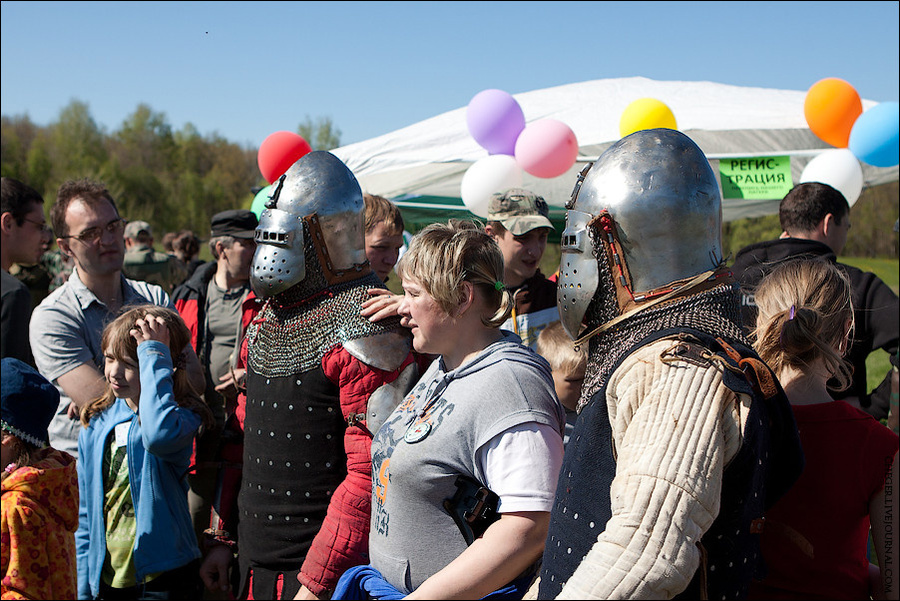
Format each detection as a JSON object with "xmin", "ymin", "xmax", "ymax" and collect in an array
[
  {"xmin": 1, "ymin": 357, "xmax": 59, "ymax": 446},
  {"xmin": 333, "ymin": 565, "xmax": 404, "ymax": 600},
  {"xmin": 332, "ymin": 564, "xmax": 532, "ymax": 600},
  {"xmin": 76, "ymin": 341, "xmax": 202, "ymax": 600},
  {"xmin": 481, "ymin": 574, "xmax": 532, "ymax": 600}
]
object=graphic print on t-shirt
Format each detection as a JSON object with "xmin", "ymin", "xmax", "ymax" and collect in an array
[{"xmin": 371, "ymin": 377, "xmax": 455, "ymax": 537}]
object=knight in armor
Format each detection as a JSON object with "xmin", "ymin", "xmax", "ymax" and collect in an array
[
  {"xmin": 537, "ymin": 129, "xmax": 804, "ymax": 599},
  {"xmin": 200, "ymin": 151, "xmax": 419, "ymax": 600}
]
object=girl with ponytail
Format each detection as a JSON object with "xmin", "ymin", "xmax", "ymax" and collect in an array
[{"xmin": 750, "ymin": 259, "xmax": 897, "ymax": 600}]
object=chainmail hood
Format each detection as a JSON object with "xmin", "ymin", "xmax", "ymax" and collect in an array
[
  {"xmin": 246, "ymin": 219, "xmax": 405, "ymax": 377},
  {"xmin": 578, "ymin": 242, "xmax": 748, "ymax": 411}
]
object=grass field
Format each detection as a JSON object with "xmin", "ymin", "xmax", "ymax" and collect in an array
[
  {"xmin": 838, "ymin": 256, "xmax": 899, "ymax": 294},
  {"xmin": 865, "ymin": 350, "xmax": 893, "ymax": 397},
  {"xmin": 837, "ymin": 256, "xmax": 897, "ymax": 396}
]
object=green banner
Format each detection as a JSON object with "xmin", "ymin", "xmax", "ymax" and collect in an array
[{"xmin": 719, "ymin": 156, "xmax": 793, "ymax": 200}]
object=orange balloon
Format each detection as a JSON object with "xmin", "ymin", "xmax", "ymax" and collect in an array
[{"xmin": 804, "ymin": 78, "xmax": 862, "ymax": 148}]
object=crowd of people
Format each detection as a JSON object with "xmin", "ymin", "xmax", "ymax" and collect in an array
[{"xmin": 1, "ymin": 128, "xmax": 898, "ymax": 601}]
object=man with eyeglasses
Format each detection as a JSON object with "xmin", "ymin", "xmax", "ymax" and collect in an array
[
  {"xmin": 29, "ymin": 178, "xmax": 204, "ymax": 457},
  {"xmin": 1, "ymin": 177, "xmax": 49, "ymax": 366}
]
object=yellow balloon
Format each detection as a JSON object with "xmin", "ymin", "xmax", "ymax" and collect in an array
[{"xmin": 619, "ymin": 98, "xmax": 678, "ymax": 138}]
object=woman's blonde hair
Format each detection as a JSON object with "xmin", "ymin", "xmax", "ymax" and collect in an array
[
  {"xmin": 396, "ymin": 220, "xmax": 513, "ymax": 327},
  {"xmin": 753, "ymin": 259, "xmax": 854, "ymax": 390},
  {"xmin": 80, "ymin": 305, "xmax": 213, "ymax": 430}
]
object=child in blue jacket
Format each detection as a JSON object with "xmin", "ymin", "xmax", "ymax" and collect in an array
[{"xmin": 76, "ymin": 305, "xmax": 213, "ymax": 600}]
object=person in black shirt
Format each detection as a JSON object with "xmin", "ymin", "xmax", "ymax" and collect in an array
[
  {"xmin": 1, "ymin": 178, "xmax": 48, "ymax": 366},
  {"xmin": 732, "ymin": 182, "xmax": 899, "ymax": 419}
]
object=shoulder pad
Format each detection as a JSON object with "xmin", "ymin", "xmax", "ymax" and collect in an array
[
  {"xmin": 367, "ymin": 362, "xmax": 419, "ymax": 435},
  {"xmin": 343, "ymin": 330, "xmax": 413, "ymax": 372}
]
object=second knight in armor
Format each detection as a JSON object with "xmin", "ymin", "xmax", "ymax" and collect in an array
[{"xmin": 539, "ymin": 129, "xmax": 805, "ymax": 599}]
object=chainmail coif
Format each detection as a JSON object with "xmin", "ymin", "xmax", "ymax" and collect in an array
[
  {"xmin": 246, "ymin": 220, "xmax": 405, "ymax": 377},
  {"xmin": 578, "ymin": 242, "xmax": 748, "ymax": 412}
]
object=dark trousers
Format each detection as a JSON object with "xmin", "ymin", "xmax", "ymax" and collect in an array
[{"xmin": 97, "ymin": 560, "xmax": 203, "ymax": 600}]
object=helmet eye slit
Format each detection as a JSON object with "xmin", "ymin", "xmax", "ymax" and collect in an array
[{"xmin": 255, "ymin": 230, "xmax": 292, "ymax": 246}]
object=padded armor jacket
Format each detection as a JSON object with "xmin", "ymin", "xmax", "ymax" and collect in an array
[{"xmin": 539, "ymin": 328, "xmax": 803, "ymax": 599}]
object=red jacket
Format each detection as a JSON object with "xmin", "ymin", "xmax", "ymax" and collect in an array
[
  {"xmin": 171, "ymin": 261, "xmax": 261, "ymax": 360},
  {"xmin": 218, "ymin": 327, "xmax": 419, "ymax": 597}
]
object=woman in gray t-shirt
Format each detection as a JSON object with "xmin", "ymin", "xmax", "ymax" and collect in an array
[{"xmin": 335, "ymin": 220, "xmax": 565, "ymax": 599}]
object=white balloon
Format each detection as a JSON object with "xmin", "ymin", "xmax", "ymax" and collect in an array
[
  {"xmin": 799, "ymin": 148, "xmax": 864, "ymax": 207},
  {"xmin": 460, "ymin": 155, "xmax": 523, "ymax": 218}
]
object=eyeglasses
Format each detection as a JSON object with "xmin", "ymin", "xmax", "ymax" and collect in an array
[
  {"xmin": 61, "ymin": 218, "xmax": 126, "ymax": 244},
  {"xmin": 22, "ymin": 217, "xmax": 53, "ymax": 236}
]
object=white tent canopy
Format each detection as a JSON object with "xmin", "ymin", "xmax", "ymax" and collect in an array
[{"xmin": 334, "ymin": 77, "xmax": 898, "ymax": 222}]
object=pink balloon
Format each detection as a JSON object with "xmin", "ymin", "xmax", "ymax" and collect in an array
[
  {"xmin": 514, "ymin": 119, "xmax": 579, "ymax": 178},
  {"xmin": 466, "ymin": 89, "xmax": 526, "ymax": 155},
  {"xmin": 258, "ymin": 131, "xmax": 312, "ymax": 183}
]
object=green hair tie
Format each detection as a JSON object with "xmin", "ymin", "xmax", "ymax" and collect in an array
[{"xmin": 494, "ymin": 281, "xmax": 505, "ymax": 291}]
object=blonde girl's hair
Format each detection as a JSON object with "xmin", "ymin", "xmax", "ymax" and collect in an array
[
  {"xmin": 752, "ymin": 258, "xmax": 854, "ymax": 391},
  {"xmin": 80, "ymin": 305, "xmax": 214, "ymax": 430},
  {"xmin": 536, "ymin": 321, "xmax": 587, "ymax": 377},
  {"xmin": 396, "ymin": 220, "xmax": 513, "ymax": 327}
]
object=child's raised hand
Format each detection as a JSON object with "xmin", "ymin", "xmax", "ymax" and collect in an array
[{"xmin": 131, "ymin": 314, "xmax": 171, "ymax": 347}]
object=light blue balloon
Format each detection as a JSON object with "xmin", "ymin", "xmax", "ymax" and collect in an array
[
  {"xmin": 250, "ymin": 184, "xmax": 274, "ymax": 218},
  {"xmin": 848, "ymin": 102, "xmax": 899, "ymax": 168}
]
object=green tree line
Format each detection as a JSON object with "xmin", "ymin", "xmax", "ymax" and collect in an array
[
  {"xmin": 2, "ymin": 100, "xmax": 896, "ymax": 258},
  {"xmin": 1, "ymin": 100, "xmax": 341, "ymax": 238}
]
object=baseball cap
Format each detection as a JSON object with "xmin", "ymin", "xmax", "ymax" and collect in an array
[
  {"xmin": 487, "ymin": 188, "xmax": 555, "ymax": 236},
  {"xmin": 210, "ymin": 209, "xmax": 259, "ymax": 239},
  {"xmin": 124, "ymin": 220, "xmax": 152, "ymax": 239}
]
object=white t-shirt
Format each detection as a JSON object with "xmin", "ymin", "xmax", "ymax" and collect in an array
[{"xmin": 477, "ymin": 422, "xmax": 565, "ymax": 513}]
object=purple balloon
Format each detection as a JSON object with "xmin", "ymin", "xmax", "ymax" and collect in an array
[{"xmin": 466, "ymin": 89, "xmax": 526, "ymax": 155}]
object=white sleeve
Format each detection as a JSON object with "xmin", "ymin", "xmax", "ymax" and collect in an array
[{"xmin": 476, "ymin": 422, "xmax": 564, "ymax": 513}]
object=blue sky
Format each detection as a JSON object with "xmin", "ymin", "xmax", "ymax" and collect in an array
[{"xmin": 2, "ymin": 1, "xmax": 898, "ymax": 149}]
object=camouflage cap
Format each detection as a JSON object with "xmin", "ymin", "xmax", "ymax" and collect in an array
[
  {"xmin": 124, "ymin": 220, "xmax": 152, "ymax": 239},
  {"xmin": 487, "ymin": 188, "xmax": 555, "ymax": 236}
]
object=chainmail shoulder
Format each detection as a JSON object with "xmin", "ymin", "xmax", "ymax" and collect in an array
[
  {"xmin": 579, "ymin": 281, "xmax": 749, "ymax": 412},
  {"xmin": 246, "ymin": 219, "xmax": 405, "ymax": 377}
]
